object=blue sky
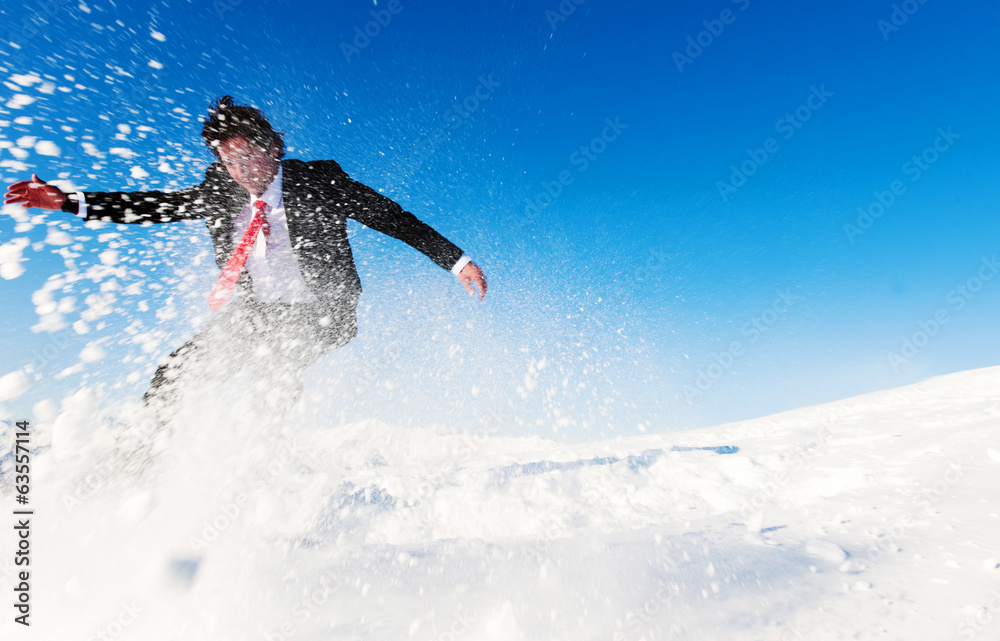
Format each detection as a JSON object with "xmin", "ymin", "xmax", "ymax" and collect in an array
[{"xmin": 1, "ymin": 0, "xmax": 998, "ymax": 438}]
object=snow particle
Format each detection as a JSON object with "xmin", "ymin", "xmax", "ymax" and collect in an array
[
  {"xmin": 33, "ymin": 398, "xmax": 57, "ymax": 422},
  {"xmin": 8, "ymin": 74, "xmax": 41, "ymax": 87},
  {"xmin": 79, "ymin": 344, "xmax": 106, "ymax": 363},
  {"xmin": 0, "ymin": 370, "xmax": 30, "ymax": 402},
  {"xmin": 34, "ymin": 140, "xmax": 62, "ymax": 156},
  {"xmin": 45, "ymin": 228, "xmax": 73, "ymax": 246},
  {"xmin": 6, "ymin": 94, "xmax": 36, "ymax": 109},
  {"xmin": 805, "ymin": 540, "xmax": 849, "ymax": 564},
  {"xmin": 0, "ymin": 237, "xmax": 30, "ymax": 280}
]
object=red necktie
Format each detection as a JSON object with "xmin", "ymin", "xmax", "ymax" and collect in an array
[{"xmin": 208, "ymin": 200, "xmax": 270, "ymax": 312}]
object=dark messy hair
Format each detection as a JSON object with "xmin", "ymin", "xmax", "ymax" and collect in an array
[{"xmin": 200, "ymin": 95, "xmax": 285, "ymax": 159}]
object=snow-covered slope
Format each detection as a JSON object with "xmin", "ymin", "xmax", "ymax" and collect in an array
[{"xmin": 2, "ymin": 365, "xmax": 999, "ymax": 640}]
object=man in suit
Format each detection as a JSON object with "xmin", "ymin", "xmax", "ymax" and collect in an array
[{"xmin": 4, "ymin": 96, "xmax": 487, "ymax": 421}]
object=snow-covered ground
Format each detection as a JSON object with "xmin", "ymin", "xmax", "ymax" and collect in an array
[{"xmin": 2, "ymin": 365, "xmax": 999, "ymax": 640}]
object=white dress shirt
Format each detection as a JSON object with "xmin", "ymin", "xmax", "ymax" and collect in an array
[
  {"xmin": 73, "ymin": 162, "xmax": 473, "ymax": 304},
  {"xmin": 234, "ymin": 164, "xmax": 317, "ymax": 304}
]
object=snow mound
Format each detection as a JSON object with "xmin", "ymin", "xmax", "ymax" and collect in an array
[{"xmin": 1, "ymin": 365, "xmax": 999, "ymax": 640}]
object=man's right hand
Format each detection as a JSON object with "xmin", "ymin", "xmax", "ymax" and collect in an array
[{"xmin": 4, "ymin": 174, "xmax": 68, "ymax": 210}]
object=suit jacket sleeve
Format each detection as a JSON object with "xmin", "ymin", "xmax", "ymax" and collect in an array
[
  {"xmin": 337, "ymin": 163, "xmax": 465, "ymax": 272},
  {"xmin": 61, "ymin": 163, "xmax": 233, "ymax": 225}
]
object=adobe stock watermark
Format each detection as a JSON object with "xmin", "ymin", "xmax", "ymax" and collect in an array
[
  {"xmin": 611, "ymin": 243, "xmax": 672, "ymax": 299},
  {"xmin": 545, "ymin": 0, "xmax": 586, "ymax": 31},
  {"xmin": 612, "ymin": 584, "xmax": 670, "ymax": 641},
  {"xmin": 716, "ymin": 85, "xmax": 833, "ymax": 202},
  {"xmin": 887, "ymin": 253, "xmax": 997, "ymax": 372},
  {"xmin": 425, "ymin": 610, "xmax": 476, "ymax": 641},
  {"xmin": 3, "ymin": 0, "xmax": 75, "ymax": 48},
  {"xmin": 349, "ymin": 283, "xmax": 475, "ymax": 394},
  {"xmin": 850, "ymin": 458, "xmax": 963, "ymax": 573},
  {"xmin": 408, "ymin": 403, "xmax": 510, "ymax": 505},
  {"xmin": 520, "ymin": 117, "xmax": 628, "ymax": 227},
  {"xmin": 213, "ymin": 0, "xmax": 245, "ymax": 21},
  {"xmin": 566, "ymin": 243, "xmax": 672, "ymax": 347},
  {"xmin": 188, "ymin": 440, "xmax": 326, "ymax": 553},
  {"xmin": 736, "ymin": 418, "xmax": 837, "ymax": 525},
  {"xmin": 524, "ymin": 514, "xmax": 571, "ymax": 564},
  {"xmin": 877, "ymin": 0, "xmax": 930, "ymax": 41},
  {"xmin": 62, "ymin": 456, "xmax": 122, "ymax": 512},
  {"xmin": 683, "ymin": 288, "xmax": 800, "ymax": 403},
  {"xmin": 85, "ymin": 600, "xmax": 143, "ymax": 641},
  {"xmin": 340, "ymin": 0, "xmax": 408, "ymax": 62},
  {"xmin": 400, "ymin": 74, "xmax": 502, "ymax": 179},
  {"xmin": 844, "ymin": 126, "xmax": 959, "ymax": 244},
  {"xmin": 62, "ymin": 415, "xmax": 164, "ymax": 512},
  {"xmin": 672, "ymin": 0, "xmax": 752, "ymax": 73},
  {"xmin": 957, "ymin": 588, "xmax": 1000, "ymax": 641},
  {"xmin": 52, "ymin": 65, "xmax": 171, "ymax": 174},
  {"xmin": 260, "ymin": 568, "xmax": 348, "ymax": 641},
  {"xmin": 22, "ymin": 327, "xmax": 77, "ymax": 374}
]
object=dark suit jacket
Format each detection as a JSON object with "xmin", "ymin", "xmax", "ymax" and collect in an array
[{"xmin": 62, "ymin": 159, "xmax": 465, "ymax": 317}]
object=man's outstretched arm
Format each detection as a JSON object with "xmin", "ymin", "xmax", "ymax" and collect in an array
[
  {"xmin": 5, "ymin": 166, "xmax": 230, "ymax": 224},
  {"xmin": 338, "ymin": 166, "xmax": 487, "ymax": 300}
]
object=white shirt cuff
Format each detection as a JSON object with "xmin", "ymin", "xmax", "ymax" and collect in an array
[
  {"xmin": 74, "ymin": 192, "xmax": 87, "ymax": 218},
  {"xmin": 450, "ymin": 254, "xmax": 472, "ymax": 276}
]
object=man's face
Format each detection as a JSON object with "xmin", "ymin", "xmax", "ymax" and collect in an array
[{"xmin": 217, "ymin": 136, "xmax": 279, "ymax": 195}]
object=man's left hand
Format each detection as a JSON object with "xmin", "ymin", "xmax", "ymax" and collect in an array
[{"xmin": 458, "ymin": 262, "xmax": 487, "ymax": 301}]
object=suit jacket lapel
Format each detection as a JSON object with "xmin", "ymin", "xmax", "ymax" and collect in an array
[
  {"xmin": 282, "ymin": 159, "xmax": 322, "ymax": 259},
  {"xmin": 214, "ymin": 211, "xmax": 237, "ymax": 261},
  {"xmin": 206, "ymin": 166, "xmax": 244, "ymax": 269},
  {"xmin": 282, "ymin": 160, "xmax": 304, "ymax": 251}
]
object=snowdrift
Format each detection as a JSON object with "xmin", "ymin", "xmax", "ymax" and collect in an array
[{"xmin": 1, "ymin": 365, "xmax": 999, "ymax": 640}]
